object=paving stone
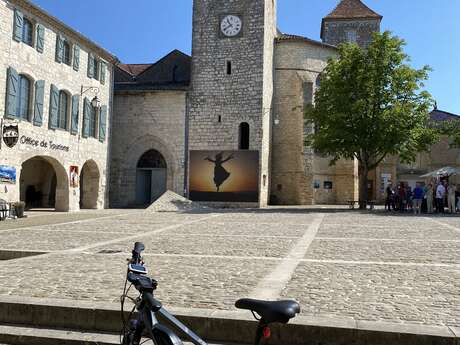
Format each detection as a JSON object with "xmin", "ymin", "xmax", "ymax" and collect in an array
[
  {"xmin": 306, "ymin": 238, "xmax": 460, "ymax": 264},
  {"xmin": 282, "ymin": 262, "xmax": 460, "ymax": 327}
]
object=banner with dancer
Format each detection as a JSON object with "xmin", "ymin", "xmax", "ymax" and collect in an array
[{"xmin": 189, "ymin": 150, "xmax": 259, "ymax": 202}]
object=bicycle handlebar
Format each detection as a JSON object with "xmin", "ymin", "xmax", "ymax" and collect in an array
[{"xmin": 131, "ymin": 242, "xmax": 145, "ymax": 264}]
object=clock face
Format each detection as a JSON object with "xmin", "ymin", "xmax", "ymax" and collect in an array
[{"xmin": 220, "ymin": 15, "xmax": 242, "ymax": 37}]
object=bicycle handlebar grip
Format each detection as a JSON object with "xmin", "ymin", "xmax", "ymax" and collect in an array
[{"xmin": 132, "ymin": 242, "xmax": 145, "ymax": 263}]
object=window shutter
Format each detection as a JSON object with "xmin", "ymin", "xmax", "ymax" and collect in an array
[
  {"xmin": 99, "ymin": 105, "xmax": 107, "ymax": 142},
  {"xmin": 55, "ymin": 35, "xmax": 64, "ymax": 63},
  {"xmin": 87, "ymin": 52, "xmax": 94, "ymax": 78},
  {"xmin": 13, "ymin": 9, "xmax": 23, "ymax": 42},
  {"xmin": 71, "ymin": 95, "xmax": 79, "ymax": 135},
  {"xmin": 99, "ymin": 61, "xmax": 106, "ymax": 85},
  {"xmin": 48, "ymin": 84, "xmax": 59, "ymax": 129},
  {"xmin": 6, "ymin": 67, "xmax": 19, "ymax": 118},
  {"xmin": 73, "ymin": 45, "xmax": 80, "ymax": 71},
  {"xmin": 82, "ymin": 97, "xmax": 90, "ymax": 138},
  {"xmin": 36, "ymin": 24, "xmax": 45, "ymax": 53},
  {"xmin": 33, "ymin": 80, "xmax": 45, "ymax": 126}
]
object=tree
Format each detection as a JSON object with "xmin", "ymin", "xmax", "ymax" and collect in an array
[
  {"xmin": 438, "ymin": 120, "xmax": 460, "ymax": 148},
  {"xmin": 305, "ymin": 31, "xmax": 438, "ymax": 208}
]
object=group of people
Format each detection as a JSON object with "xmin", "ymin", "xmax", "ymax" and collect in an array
[{"xmin": 385, "ymin": 180, "xmax": 459, "ymax": 215}]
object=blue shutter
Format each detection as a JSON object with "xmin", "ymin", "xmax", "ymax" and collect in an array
[
  {"xmin": 82, "ymin": 97, "xmax": 90, "ymax": 138},
  {"xmin": 99, "ymin": 105, "xmax": 107, "ymax": 142},
  {"xmin": 55, "ymin": 35, "xmax": 64, "ymax": 63},
  {"xmin": 48, "ymin": 84, "xmax": 59, "ymax": 129},
  {"xmin": 33, "ymin": 80, "xmax": 45, "ymax": 126},
  {"xmin": 99, "ymin": 61, "xmax": 106, "ymax": 85},
  {"xmin": 13, "ymin": 9, "xmax": 23, "ymax": 42},
  {"xmin": 36, "ymin": 24, "xmax": 45, "ymax": 53},
  {"xmin": 71, "ymin": 95, "xmax": 79, "ymax": 135},
  {"xmin": 87, "ymin": 53, "xmax": 94, "ymax": 78},
  {"xmin": 73, "ymin": 45, "xmax": 80, "ymax": 71},
  {"xmin": 6, "ymin": 67, "xmax": 19, "ymax": 118}
]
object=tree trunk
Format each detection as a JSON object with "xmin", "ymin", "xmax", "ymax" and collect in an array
[{"xmin": 358, "ymin": 163, "xmax": 369, "ymax": 210}]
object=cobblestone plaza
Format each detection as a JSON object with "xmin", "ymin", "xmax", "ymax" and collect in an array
[{"xmin": 0, "ymin": 208, "xmax": 458, "ymax": 329}]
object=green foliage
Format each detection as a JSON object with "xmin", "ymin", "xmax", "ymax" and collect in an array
[{"xmin": 305, "ymin": 31, "xmax": 437, "ymax": 171}]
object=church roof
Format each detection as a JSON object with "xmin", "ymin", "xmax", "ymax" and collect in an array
[
  {"xmin": 430, "ymin": 108, "xmax": 460, "ymax": 122},
  {"xmin": 114, "ymin": 50, "xmax": 191, "ymax": 92},
  {"xmin": 117, "ymin": 64, "xmax": 153, "ymax": 77},
  {"xmin": 321, "ymin": 0, "xmax": 382, "ymax": 41},
  {"xmin": 324, "ymin": 0, "xmax": 382, "ymax": 20},
  {"xmin": 276, "ymin": 33, "xmax": 337, "ymax": 49}
]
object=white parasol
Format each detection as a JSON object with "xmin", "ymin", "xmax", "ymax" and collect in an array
[{"xmin": 420, "ymin": 166, "xmax": 460, "ymax": 178}]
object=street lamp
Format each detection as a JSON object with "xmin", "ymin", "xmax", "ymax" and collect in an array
[
  {"xmin": 91, "ymin": 96, "xmax": 101, "ymax": 109},
  {"xmin": 81, "ymin": 85, "xmax": 101, "ymax": 109}
]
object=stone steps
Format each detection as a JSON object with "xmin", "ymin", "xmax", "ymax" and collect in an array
[
  {"xmin": 0, "ymin": 324, "xmax": 119, "ymax": 345},
  {"xmin": 0, "ymin": 324, "xmax": 236, "ymax": 345},
  {"xmin": 0, "ymin": 296, "xmax": 457, "ymax": 345}
]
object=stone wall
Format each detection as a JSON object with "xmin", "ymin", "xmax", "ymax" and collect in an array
[
  {"xmin": 271, "ymin": 39, "xmax": 356, "ymax": 205},
  {"xmin": 322, "ymin": 19, "xmax": 381, "ymax": 48},
  {"xmin": 109, "ymin": 91, "xmax": 186, "ymax": 208},
  {"xmin": 0, "ymin": 0, "xmax": 113, "ymax": 211},
  {"xmin": 188, "ymin": 0, "xmax": 276, "ymax": 206}
]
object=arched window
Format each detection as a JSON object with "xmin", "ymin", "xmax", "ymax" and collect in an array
[
  {"xmin": 137, "ymin": 150, "xmax": 167, "ymax": 169},
  {"xmin": 17, "ymin": 75, "xmax": 30, "ymax": 120},
  {"xmin": 239, "ymin": 122, "xmax": 250, "ymax": 150},
  {"xmin": 63, "ymin": 41, "xmax": 71, "ymax": 65},
  {"xmin": 22, "ymin": 18, "xmax": 33, "ymax": 46},
  {"xmin": 57, "ymin": 91, "xmax": 68, "ymax": 130}
]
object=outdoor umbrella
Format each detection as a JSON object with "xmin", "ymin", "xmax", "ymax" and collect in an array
[{"xmin": 420, "ymin": 166, "xmax": 460, "ymax": 178}]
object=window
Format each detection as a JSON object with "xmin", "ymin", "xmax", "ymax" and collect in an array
[
  {"xmin": 92, "ymin": 56, "xmax": 99, "ymax": 79},
  {"xmin": 63, "ymin": 41, "xmax": 71, "ymax": 65},
  {"xmin": 57, "ymin": 91, "xmax": 68, "ymax": 130},
  {"xmin": 88, "ymin": 105, "xmax": 97, "ymax": 138},
  {"xmin": 17, "ymin": 75, "xmax": 30, "ymax": 120},
  {"xmin": 227, "ymin": 61, "xmax": 232, "ymax": 75},
  {"xmin": 346, "ymin": 30, "xmax": 357, "ymax": 43},
  {"xmin": 22, "ymin": 18, "xmax": 33, "ymax": 46},
  {"xmin": 239, "ymin": 122, "xmax": 250, "ymax": 150}
]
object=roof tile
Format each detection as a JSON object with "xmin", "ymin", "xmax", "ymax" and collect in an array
[{"xmin": 324, "ymin": 0, "xmax": 382, "ymax": 20}]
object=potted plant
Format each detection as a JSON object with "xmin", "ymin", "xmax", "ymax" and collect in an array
[{"xmin": 13, "ymin": 201, "xmax": 26, "ymax": 218}]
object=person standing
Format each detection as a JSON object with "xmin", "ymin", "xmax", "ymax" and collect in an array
[
  {"xmin": 436, "ymin": 182, "xmax": 446, "ymax": 213},
  {"xmin": 447, "ymin": 183, "xmax": 456, "ymax": 214},
  {"xmin": 426, "ymin": 184, "xmax": 434, "ymax": 214},
  {"xmin": 385, "ymin": 184, "xmax": 394, "ymax": 211},
  {"xmin": 413, "ymin": 183, "xmax": 424, "ymax": 215}
]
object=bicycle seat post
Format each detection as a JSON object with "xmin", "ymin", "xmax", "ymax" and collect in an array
[{"xmin": 254, "ymin": 319, "xmax": 270, "ymax": 345}]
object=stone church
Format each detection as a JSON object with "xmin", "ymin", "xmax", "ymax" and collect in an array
[
  {"xmin": 1, "ymin": 0, "xmax": 457, "ymax": 211},
  {"xmin": 110, "ymin": 0, "xmax": 383, "ymax": 207}
]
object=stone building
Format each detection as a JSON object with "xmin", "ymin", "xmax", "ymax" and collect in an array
[
  {"xmin": 0, "ymin": 0, "xmax": 117, "ymax": 211},
  {"xmin": 110, "ymin": 0, "xmax": 386, "ymax": 207},
  {"xmin": 369, "ymin": 108, "xmax": 460, "ymax": 202}
]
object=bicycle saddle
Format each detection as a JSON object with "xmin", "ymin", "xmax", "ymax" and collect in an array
[{"xmin": 235, "ymin": 298, "xmax": 300, "ymax": 324}]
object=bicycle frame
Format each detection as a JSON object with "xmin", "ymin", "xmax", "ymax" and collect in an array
[{"xmin": 133, "ymin": 298, "xmax": 208, "ymax": 345}]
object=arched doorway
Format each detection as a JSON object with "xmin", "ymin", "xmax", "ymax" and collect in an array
[
  {"xmin": 20, "ymin": 156, "xmax": 69, "ymax": 211},
  {"xmin": 80, "ymin": 160, "xmax": 100, "ymax": 209},
  {"xmin": 136, "ymin": 150, "xmax": 167, "ymax": 205}
]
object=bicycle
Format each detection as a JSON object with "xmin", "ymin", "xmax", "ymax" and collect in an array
[{"xmin": 121, "ymin": 242, "xmax": 300, "ymax": 345}]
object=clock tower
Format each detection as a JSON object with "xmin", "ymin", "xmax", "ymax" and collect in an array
[{"xmin": 187, "ymin": 0, "xmax": 277, "ymax": 206}]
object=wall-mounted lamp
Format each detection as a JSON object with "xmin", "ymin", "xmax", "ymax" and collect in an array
[{"xmin": 81, "ymin": 86, "xmax": 101, "ymax": 109}]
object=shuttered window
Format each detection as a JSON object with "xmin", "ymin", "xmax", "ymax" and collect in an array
[
  {"xmin": 36, "ymin": 24, "xmax": 45, "ymax": 53},
  {"xmin": 57, "ymin": 91, "xmax": 68, "ymax": 130},
  {"xmin": 17, "ymin": 75, "xmax": 31, "ymax": 120},
  {"xmin": 63, "ymin": 41, "xmax": 71, "ymax": 65},
  {"xmin": 22, "ymin": 18, "xmax": 33, "ymax": 46},
  {"xmin": 89, "ymin": 105, "xmax": 97, "ymax": 138}
]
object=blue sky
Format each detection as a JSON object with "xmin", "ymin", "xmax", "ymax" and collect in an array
[{"xmin": 32, "ymin": 0, "xmax": 460, "ymax": 114}]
